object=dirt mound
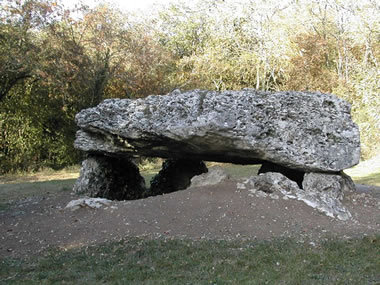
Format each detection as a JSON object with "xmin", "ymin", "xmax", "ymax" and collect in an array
[{"xmin": 1, "ymin": 178, "xmax": 379, "ymax": 258}]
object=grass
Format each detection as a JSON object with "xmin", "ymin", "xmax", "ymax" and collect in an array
[
  {"xmin": 0, "ymin": 165, "xmax": 80, "ymax": 184},
  {"xmin": 345, "ymin": 154, "xmax": 380, "ymax": 187},
  {"xmin": 0, "ymin": 163, "xmax": 157, "ymax": 209},
  {"xmin": 1, "ymin": 236, "xmax": 379, "ymax": 284},
  {"xmin": 351, "ymin": 172, "xmax": 380, "ymax": 186},
  {"xmin": 207, "ymin": 162, "xmax": 260, "ymax": 179},
  {"xmin": 0, "ymin": 179, "xmax": 76, "ymax": 211}
]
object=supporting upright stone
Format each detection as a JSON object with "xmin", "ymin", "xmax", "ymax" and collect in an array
[
  {"xmin": 190, "ymin": 166, "xmax": 230, "ymax": 188},
  {"xmin": 302, "ymin": 172, "xmax": 356, "ymax": 194},
  {"xmin": 258, "ymin": 161, "xmax": 305, "ymax": 188},
  {"xmin": 245, "ymin": 172, "xmax": 353, "ymax": 220},
  {"xmin": 73, "ymin": 154, "xmax": 146, "ymax": 200},
  {"xmin": 301, "ymin": 172, "xmax": 355, "ymax": 220},
  {"xmin": 149, "ymin": 159, "xmax": 208, "ymax": 196}
]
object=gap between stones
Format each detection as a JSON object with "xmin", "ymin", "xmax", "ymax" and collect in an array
[
  {"xmin": 72, "ymin": 154, "xmax": 356, "ymax": 220},
  {"xmin": 73, "ymin": 154, "xmax": 306, "ymax": 201}
]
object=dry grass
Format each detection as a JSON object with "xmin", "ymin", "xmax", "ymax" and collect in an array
[
  {"xmin": 0, "ymin": 166, "xmax": 80, "ymax": 184},
  {"xmin": 345, "ymin": 154, "xmax": 380, "ymax": 186}
]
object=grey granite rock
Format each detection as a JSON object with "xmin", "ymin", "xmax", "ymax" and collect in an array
[
  {"xmin": 149, "ymin": 159, "xmax": 208, "ymax": 196},
  {"xmin": 245, "ymin": 172, "xmax": 352, "ymax": 220},
  {"xmin": 65, "ymin": 198, "xmax": 112, "ymax": 211},
  {"xmin": 73, "ymin": 154, "xmax": 146, "ymax": 200},
  {"xmin": 258, "ymin": 161, "xmax": 305, "ymax": 188},
  {"xmin": 190, "ymin": 166, "xmax": 230, "ymax": 188},
  {"xmin": 74, "ymin": 89, "xmax": 360, "ymax": 172},
  {"xmin": 301, "ymin": 172, "xmax": 355, "ymax": 220}
]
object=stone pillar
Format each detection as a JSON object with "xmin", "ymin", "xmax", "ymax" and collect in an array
[
  {"xmin": 258, "ymin": 161, "xmax": 305, "ymax": 188},
  {"xmin": 300, "ymin": 172, "xmax": 355, "ymax": 220},
  {"xmin": 73, "ymin": 154, "xmax": 146, "ymax": 200},
  {"xmin": 149, "ymin": 159, "xmax": 208, "ymax": 196},
  {"xmin": 247, "ymin": 171, "xmax": 354, "ymax": 220}
]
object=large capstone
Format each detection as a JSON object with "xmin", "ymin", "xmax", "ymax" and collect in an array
[
  {"xmin": 74, "ymin": 89, "xmax": 360, "ymax": 172},
  {"xmin": 73, "ymin": 155, "xmax": 146, "ymax": 200}
]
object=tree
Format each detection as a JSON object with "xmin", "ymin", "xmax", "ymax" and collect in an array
[{"xmin": 0, "ymin": 0, "xmax": 62, "ymax": 101}]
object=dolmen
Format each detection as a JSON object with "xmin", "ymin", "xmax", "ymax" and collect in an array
[{"xmin": 73, "ymin": 89, "xmax": 360, "ymax": 220}]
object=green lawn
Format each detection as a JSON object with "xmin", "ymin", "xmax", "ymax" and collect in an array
[{"xmin": 1, "ymin": 237, "xmax": 379, "ymax": 284}]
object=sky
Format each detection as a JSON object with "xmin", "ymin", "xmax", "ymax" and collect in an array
[{"xmin": 63, "ymin": 0, "xmax": 177, "ymax": 13}]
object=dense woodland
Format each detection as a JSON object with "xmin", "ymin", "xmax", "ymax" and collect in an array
[{"xmin": 0, "ymin": 0, "xmax": 379, "ymax": 173}]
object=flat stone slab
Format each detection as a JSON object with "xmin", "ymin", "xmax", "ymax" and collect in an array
[
  {"xmin": 74, "ymin": 89, "xmax": 360, "ymax": 172},
  {"xmin": 65, "ymin": 198, "xmax": 112, "ymax": 211}
]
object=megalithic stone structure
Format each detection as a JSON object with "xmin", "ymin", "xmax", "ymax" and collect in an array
[
  {"xmin": 74, "ymin": 89, "xmax": 360, "ymax": 172},
  {"xmin": 72, "ymin": 89, "xmax": 360, "ymax": 220}
]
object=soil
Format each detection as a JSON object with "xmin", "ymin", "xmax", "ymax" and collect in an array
[{"xmin": 1, "ymin": 177, "xmax": 379, "ymax": 259}]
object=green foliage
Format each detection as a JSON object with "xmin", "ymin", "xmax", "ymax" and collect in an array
[
  {"xmin": 0, "ymin": 0, "xmax": 379, "ymax": 173},
  {"xmin": 0, "ymin": 81, "xmax": 80, "ymax": 173}
]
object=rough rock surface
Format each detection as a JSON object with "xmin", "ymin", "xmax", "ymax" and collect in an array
[
  {"xmin": 303, "ymin": 172, "xmax": 356, "ymax": 194},
  {"xmin": 258, "ymin": 161, "xmax": 305, "ymax": 188},
  {"xmin": 149, "ymin": 159, "xmax": 208, "ymax": 196},
  {"xmin": 73, "ymin": 155, "xmax": 146, "ymax": 200},
  {"xmin": 65, "ymin": 198, "xmax": 112, "ymax": 211},
  {"xmin": 74, "ymin": 89, "xmax": 360, "ymax": 172},
  {"xmin": 244, "ymin": 172, "xmax": 352, "ymax": 220},
  {"xmin": 302, "ymin": 172, "xmax": 355, "ymax": 220},
  {"xmin": 190, "ymin": 166, "xmax": 230, "ymax": 188}
]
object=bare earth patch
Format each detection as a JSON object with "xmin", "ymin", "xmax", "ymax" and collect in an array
[{"xmin": 1, "ymin": 177, "xmax": 379, "ymax": 259}]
